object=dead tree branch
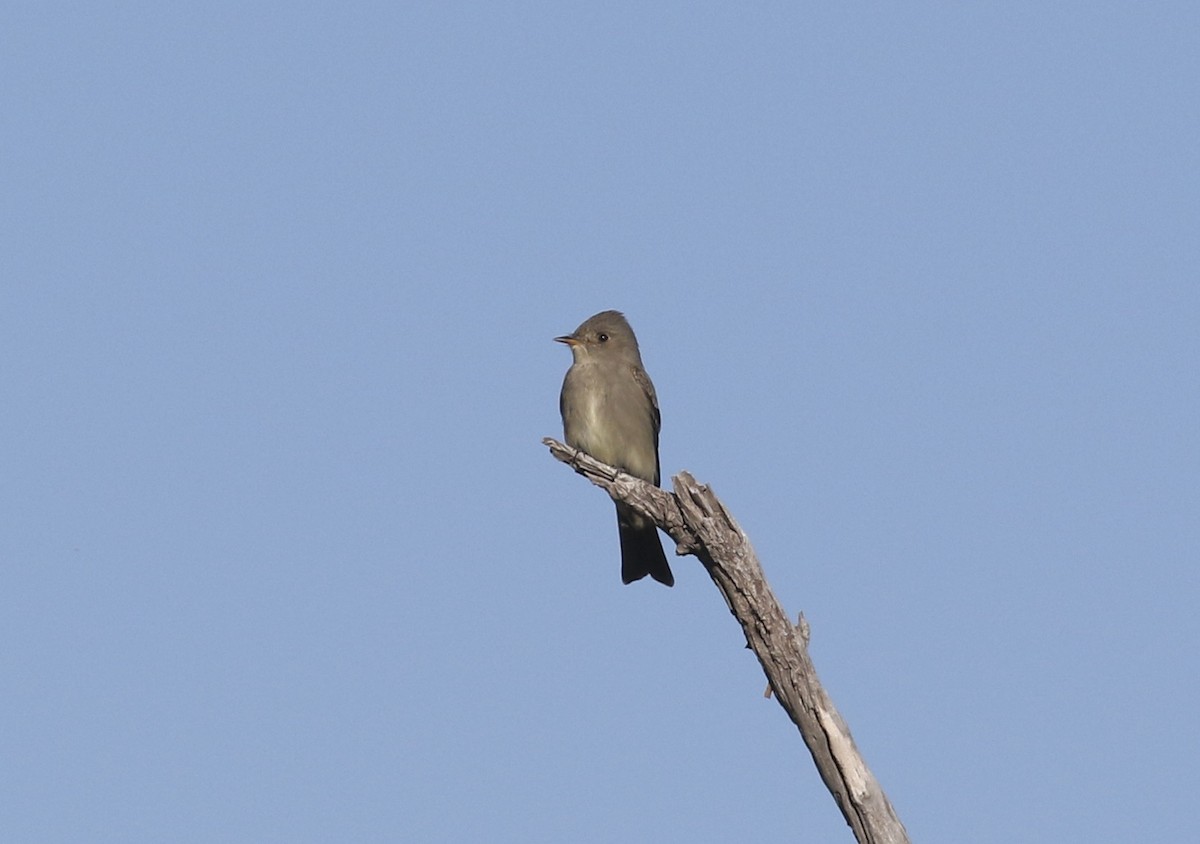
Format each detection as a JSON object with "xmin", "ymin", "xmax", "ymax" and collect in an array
[{"xmin": 544, "ymin": 437, "xmax": 909, "ymax": 844}]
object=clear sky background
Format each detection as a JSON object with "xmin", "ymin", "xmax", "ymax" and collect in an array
[{"xmin": 3, "ymin": 3, "xmax": 1197, "ymax": 842}]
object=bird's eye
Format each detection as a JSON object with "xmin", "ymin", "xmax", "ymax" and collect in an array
[{"xmin": 598, "ymin": 333, "xmax": 609, "ymax": 342}]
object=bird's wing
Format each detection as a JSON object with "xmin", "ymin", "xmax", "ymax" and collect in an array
[{"xmin": 632, "ymin": 365, "xmax": 661, "ymax": 484}]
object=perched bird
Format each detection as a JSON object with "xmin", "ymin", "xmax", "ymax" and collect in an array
[{"xmin": 556, "ymin": 310, "xmax": 674, "ymax": 587}]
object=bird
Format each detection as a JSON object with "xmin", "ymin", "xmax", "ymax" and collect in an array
[{"xmin": 556, "ymin": 310, "xmax": 674, "ymax": 587}]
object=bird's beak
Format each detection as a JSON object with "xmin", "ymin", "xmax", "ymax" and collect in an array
[{"xmin": 554, "ymin": 335, "xmax": 580, "ymax": 347}]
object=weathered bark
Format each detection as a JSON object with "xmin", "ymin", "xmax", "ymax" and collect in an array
[{"xmin": 544, "ymin": 437, "xmax": 910, "ymax": 844}]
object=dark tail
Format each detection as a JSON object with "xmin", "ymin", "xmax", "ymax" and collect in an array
[{"xmin": 616, "ymin": 504, "xmax": 674, "ymax": 587}]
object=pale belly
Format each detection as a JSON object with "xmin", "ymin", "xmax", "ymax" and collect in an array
[{"xmin": 561, "ymin": 370, "xmax": 657, "ymax": 481}]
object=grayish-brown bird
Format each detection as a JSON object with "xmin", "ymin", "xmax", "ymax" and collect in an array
[{"xmin": 556, "ymin": 310, "xmax": 674, "ymax": 587}]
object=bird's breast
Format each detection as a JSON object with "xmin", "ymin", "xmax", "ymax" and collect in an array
[{"xmin": 560, "ymin": 364, "xmax": 656, "ymax": 481}]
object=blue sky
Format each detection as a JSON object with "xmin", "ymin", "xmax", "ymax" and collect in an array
[{"xmin": 3, "ymin": 3, "xmax": 1197, "ymax": 841}]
